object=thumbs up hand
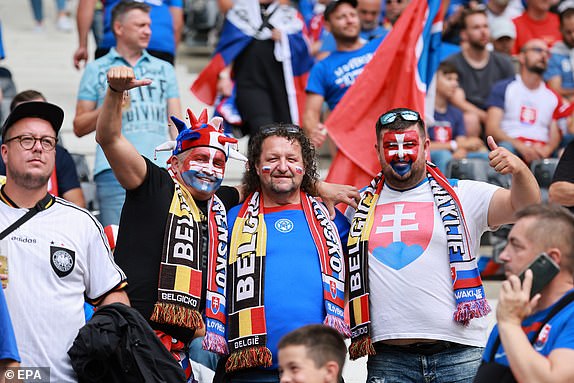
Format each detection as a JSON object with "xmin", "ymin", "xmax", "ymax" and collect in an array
[{"xmin": 487, "ymin": 136, "xmax": 528, "ymax": 175}]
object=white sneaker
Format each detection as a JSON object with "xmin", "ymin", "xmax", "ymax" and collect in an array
[{"xmin": 57, "ymin": 15, "xmax": 72, "ymax": 32}]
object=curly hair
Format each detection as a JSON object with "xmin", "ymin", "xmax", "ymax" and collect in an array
[{"xmin": 243, "ymin": 123, "xmax": 319, "ymax": 196}]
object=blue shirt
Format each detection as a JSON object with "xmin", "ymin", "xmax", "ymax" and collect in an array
[
  {"xmin": 429, "ymin": 104, "xmax": 466, "ymax": 142},
  {"xmin": 545, "ymin": 42, "xmax": 574, "ymax": 91},
  {"xmin": 77, "ymin": 48, "xmax": 179, "ymax": 175},
  {"xmin": 0, "ymin": 288, "xmax": 19, "ymax": 362},
  {"xmin": 227, "ymin": 202, "xmax": 349, "ymax": 369},
  {"xmin": 101, "ymin": 0, "xmax": 183, "ymax": 55},
  {"xmin": 306, "ymin": 37, "xmax": 382, "ymax": 110},
  {"xmin": 483, "ymin": 290, "xmax": 574, "ymax": 366}
]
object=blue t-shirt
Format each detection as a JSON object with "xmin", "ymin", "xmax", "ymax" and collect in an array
[
  {"xmin": 77, "ymin": 48, "xmax": 179, "ymax": 176},
  {"xmin": 0, "ymin": 288, "xmax": 19, "ymax": 362},
  {"xmin": 429, "ymin": 104, "xmax": 466, "ymax": 142},
  {"xmin": 544, "ymin": 42, "xmax": 574, "ymax": 91},
  {"xmin": 101, "ymin": 0, "xmax": 183, "ymax": 55},
  {"xmin": 227, "ymin": 202, "xmax": 349, "ymax": 369},
  {"xmin": 307, "ymin": 37, "xmax": 382, "ymax": 110},
  {"xmin": 483, "ymin": 290, "xmax": 574, "ymax": 366}
]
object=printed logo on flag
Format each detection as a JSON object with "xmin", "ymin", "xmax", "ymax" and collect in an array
[
  {"xmin": 369, "ymin": 202, "xmax": 434, "ymax": 270},
  {"xmin": 520, "ymin": 106, "xmax": 537, "ymax": 125},
  {"xmin": 211, "ymin": 296, "xmax": 220, "ymax": 314},
  {"xmin": 330, "ymin": 280, "xmax": 337, "ymax": 299}
]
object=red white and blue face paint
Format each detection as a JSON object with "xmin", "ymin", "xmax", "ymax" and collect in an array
[
  {"xmin": 382, "ymin": 131, "xmax": 420, "ymax": 176},
  {"xmin": 180, "ymin": 147, "xmax": 226, "ymax": 194}
]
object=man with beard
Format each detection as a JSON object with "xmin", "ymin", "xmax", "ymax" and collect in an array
[
  {"xmin": 220, "ymin": 124, "xmax": 350, "ymax": 382},
  {"xmin": 304, "ymin": 0, "xmax": 383, "ymax": 149},
  {"xmin": 486, "ymin": 39, "xmax": 561, "ymax": 164},
  {"xmin": 345, "ymin": 107, "xmax": 540, "ymax": 382},
  {"xmin": 445, "ymin": 8, "xmax": 515, "ymax": 137},
  {"xmin": 0, "ymin": 101, "xmax": 128, "ymax": 382},
  {"xmin": 545, "ymin": 2, "xmax": 574, "ymax": 102}
]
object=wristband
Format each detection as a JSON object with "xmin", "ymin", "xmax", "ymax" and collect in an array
[{"xmin": 450, "ymin": 140, "xmax": 458, "ymax": 151}]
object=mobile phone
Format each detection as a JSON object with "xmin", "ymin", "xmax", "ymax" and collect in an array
[{"xmin": 518, "ymin": 253, "xmax": 560, "ymax": 298}]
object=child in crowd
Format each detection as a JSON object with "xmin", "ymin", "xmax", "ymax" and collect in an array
[
  {"xmin": 278, "ymin": 324, "xmax": 346, "ymax": 383},
  {"xmin": 429, "ymin": 61, "xmax": 488, "ymax": 174}
]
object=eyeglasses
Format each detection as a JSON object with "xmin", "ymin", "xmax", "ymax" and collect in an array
[
  {"xmin": 521, "ymin": 47, "xmax": 549, "ymax": 55},
  {"xmin": 379, "ymin": 110, "xmax": 421, "ymax": 126},
  {"xmin": 260, "ymin": 125, "xmax": 301, "ymax": 135},
  {"xmin": 4, "ymin": 135, "xmax": 58, "ymax": 151}
]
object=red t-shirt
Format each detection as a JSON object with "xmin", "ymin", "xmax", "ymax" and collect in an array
[{"xmin": 512, "ymin": 12, "xmax": 561, "ymax": 55}]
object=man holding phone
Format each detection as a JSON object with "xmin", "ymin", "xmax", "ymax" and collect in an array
[{"xmin": 474, "ymin": 203, "xmax": 574, "ymax": 382}]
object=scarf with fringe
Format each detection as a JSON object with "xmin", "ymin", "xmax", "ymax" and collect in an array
[
  {"xmin": 347, "ymin": 163, "xmax": 491, "ymax": 359},
  {"xmin": 226, "ymin": 191, "xmax": 350, "ymax": 372},
  {"xmin": 151, "ymin": 176, "xmax": 228, "ymax": 354}
]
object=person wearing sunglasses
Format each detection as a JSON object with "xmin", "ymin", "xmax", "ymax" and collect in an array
[
  {"xmin": 96, "ymin": 66, "xmax": 359, "ymax": 382},
  {"xmin": 220, "ymin": 123, "xmax": 350, "ymax": 382},
  {"xmin": 345, "ymin": 107, "xmax": 540, "ymax": 382},
  {"xmin": 0, "ymin": 101, "xmax": 129, "ymax": 382}
]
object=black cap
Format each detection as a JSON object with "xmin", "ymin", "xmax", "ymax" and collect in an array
[
  {"xmin": 324, "ymin": 0, "xmax": 358, "ymax": 21},
  {"xmin": 1, "ymin": 101, "xmax": 64, "ymax": 141}
]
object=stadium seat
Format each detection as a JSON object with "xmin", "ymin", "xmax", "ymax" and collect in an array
[{"xmin": 446, "ymin": 158, "xmax": 511, "ymax": 187}]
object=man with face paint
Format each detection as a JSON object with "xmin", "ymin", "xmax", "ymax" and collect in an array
[
  {"xmin": 218, "ymin": 125, "xmax": 351, "ymax": 382},
  {"xmin": 345, "ymin": 107, "xmax": 541, "ymax": 382},
  {"xmin": 96, "ymin": 66, "xmax": 360, "ymax": 382}
]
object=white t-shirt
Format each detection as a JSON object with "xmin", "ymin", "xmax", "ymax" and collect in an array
[
  {"xmin": 1, "ymin": 197, "xmax": 125, "ymax": 382},
  {"xmin": 366, "ymin": 179, "xmax": 499, "ymax": 347}
]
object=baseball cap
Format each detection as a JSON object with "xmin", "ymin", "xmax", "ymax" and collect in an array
[
  {"xmin": 324, "ymin": 0, "xmax": 358, "ymax": 21},
  {"xmin": 490, "ymin": 18, "xmax": 516, "ymax": 40},
  {"xmin": 1, "ymin": 101, "xmax": 64, "ymax": 141},
  {"xmin": 558, "ymin": 0, "xmax": 574, "ymax": 15}
]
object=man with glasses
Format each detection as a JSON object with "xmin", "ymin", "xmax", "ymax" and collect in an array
[
  {"xmin": 0, "ymin": 101, "xmax": 128, "ymax": 382},
  {"xmin": 345, "ymin": 107, "xmax": 540, "ymax": 382},
  {"xmin": 218, "ymin": 124, "xmax": 351, "ymax": 382},
  {"xmin": 486, "ymin": 39, "xmax": 561, "ymax": 164}
]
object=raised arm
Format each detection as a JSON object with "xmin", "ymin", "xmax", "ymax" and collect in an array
[
  {"xmin": 73, "ymin": 0, "xmax": 97, "ymax": 70},
  {"xmin": 486, "ymin": 136, "xmax": 541, "ymax": 227},
  {"xmin": 95, "ymin": 66, "xmax": 153, "ymax": 190}
]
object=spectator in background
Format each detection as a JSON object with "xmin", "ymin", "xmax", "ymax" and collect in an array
[
  {"xmin": 445, "ymin": 8, "xmax": 516, "ymax": 138},
  {"xmin": 382, "ymin": 0, "xmax": 410, "ymax": 29},
  {"xmin": 490, "ymin": 17, "xmax": 516, "ymax": 56},
  {"xmin": 549, "ymin": 139, "xmax": 574, "ymax": 213},
  {"xmin": 486, "ymin": 39, "xmax": 561, "ymax": 164},
  {"xmin": 29, "ymin": 0, "xmax": 72, "ymax": 32},
  {"xmin": 474, "ymin": 203, "xmax": 574, "ymax": 383},
  {"xmin": 278, "ymin": 324, "xmax": 347, "ymax": 383},
  {"xmin": 0, "ymin": 90, "xmax": 86, "ymax": 208},
  {"xmin": 512, "ymin": 0, "xmax": 561, "ymax": 55},
  {"xmin": 74, "ymin": 1, "xmax": 180, "ymax": 227},
  {"xmin": 429, "ymin": 61, "xmax": 487, "ymax": 174},
  {"xmin": 485, "ymin": 0, "xmax": 523, "ymax": 25},
  {"xmin": 545, "ymin": 2, "xmax": 574, "ymax": 102},
  {"xmin": 73, "ymin": 0, "xmax": 183, "ymax": 68},
  {"xmin": 304, "ymin": 0, "xmax": 382, "ymax": 150}
]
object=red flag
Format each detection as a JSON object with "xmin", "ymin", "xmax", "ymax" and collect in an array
[{"xmin": 325, "ymin": 0, "xmax": 445, "ymax": 187}]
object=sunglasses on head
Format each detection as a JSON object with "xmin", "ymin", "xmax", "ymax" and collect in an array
[
  {"xmin": 260, "ymin": 125, "xmax": 301, "ymax": 135},
  {"xmin": 379, "ymin": 110, "xmax": 421, "ymax": 126}
]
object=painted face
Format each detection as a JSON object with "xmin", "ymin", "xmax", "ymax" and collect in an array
[
  {"xmin": 179, "ymin": 147, "xmax": 226, "ymax": 194},
  {"xmin": 257, "ymin": 136, "xmax": 305, "ymax": 198},
  {"xmin": 382, "ymin": 130, "xmax": 420, "ymax": 176}
]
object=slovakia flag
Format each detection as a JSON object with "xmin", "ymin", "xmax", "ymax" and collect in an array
[{"xmin": 325, "ymin": 0, "xmax": 446, "ymax": 187}]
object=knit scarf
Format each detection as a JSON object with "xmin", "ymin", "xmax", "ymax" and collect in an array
[
  {"xmin": 151, "ymin": 176, "xmax": 229, "ymax": 354},
  {"xmin": 226, "ymin": 191, "xmax": 350, "ymax": 372},
  {"xmin": 347, "ymin": 163, "xmax": 491, "ymax": 359}
]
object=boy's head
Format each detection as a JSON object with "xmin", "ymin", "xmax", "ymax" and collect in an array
[
  {"xmin": 278, "ymin": 324, "xmax": 346, "ymax": 383},
  {"xmin": 436, "ymin": 61, "xmax": 459, "ymax": 100}
]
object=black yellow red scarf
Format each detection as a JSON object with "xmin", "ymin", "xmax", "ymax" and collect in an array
[
  {"xmin": 151, "ymin": 177, "xmax": 228, "ymax": 352},
  {"xmin": 347, "ymin": 163, "xmax": 491, "ymax": 359},
  {"xmin": 226, "ymin": 191, "xmax": 350, "ymax": 372}
]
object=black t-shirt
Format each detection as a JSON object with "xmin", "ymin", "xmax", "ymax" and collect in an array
[
  {"xmin": 552, "ymin": 140, "xmax": 574, "ymax": 213},
  {"xmin": 114, "ymin": 157, "xmax": 239, "ymax": 343}
]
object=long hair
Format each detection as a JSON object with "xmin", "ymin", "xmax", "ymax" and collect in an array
[{"xmin": 243, "ymin": 123, "xmax": 319, "ymax": 196}]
